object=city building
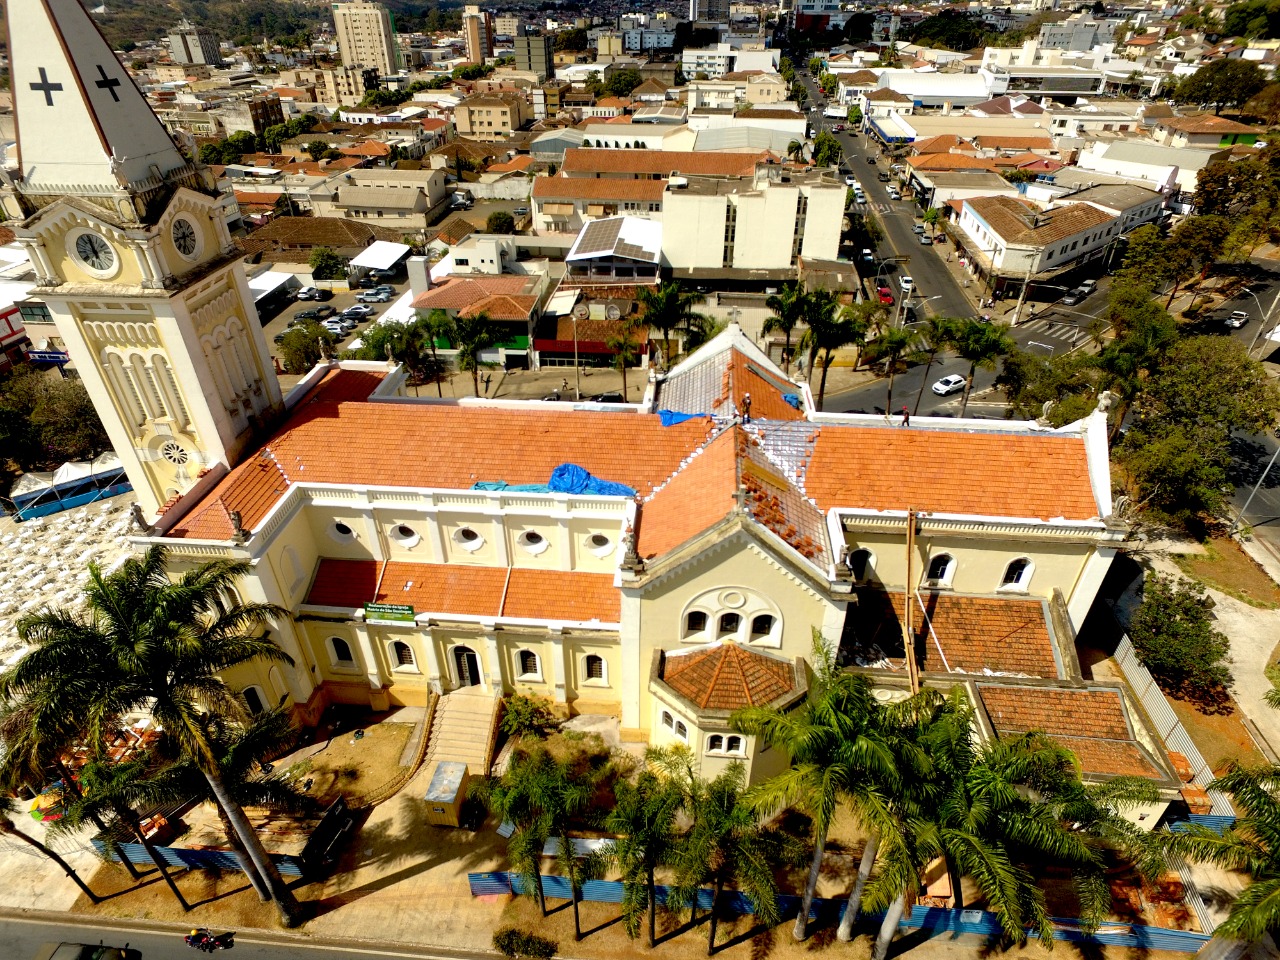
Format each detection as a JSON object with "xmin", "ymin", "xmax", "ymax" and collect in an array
[
  {"xmin": 309, "ymin": 168, "xmax": 449, "ymax": 229},
  {"xmin": 1150, "ymin": 114, "xmax": 1260, "ymax": 150},
  {"xmin": 514, "ymin": 33, "xmax": 554, "ymax": 82},
  {"xmin": 463, "ymin": 5, "xmax": 496, "ymax": 64},
  {"xmin": 280, "ymin": 66, "xmax": 373, "ymax": 108},
  {"xmin": 954, "ymin": 196, "xmax": 1118, "ymax": 283},
  {"xmin": 168, "ymin": 19, "xmax": 223, "ymax": 66},
  {"xmin": 333, "ymin": 0, "xmax": 400, "ymax": 76},
  {"xmin": 454, "ymin": 93, "xmax": 530, "ymax": 142},
  {"xmin": 531, "ymin": 176, "xmax": 667, "ymax": 234},
  {"xmin": 495, "ymin": 12, "xmax": 522, "ymax": 36}
]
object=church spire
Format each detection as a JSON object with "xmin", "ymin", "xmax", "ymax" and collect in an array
[{"xmin": 7, "ymin": 0, "xmax": 191, "ymax": 197}]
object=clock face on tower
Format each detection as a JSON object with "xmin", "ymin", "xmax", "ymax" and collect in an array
[
  {"xmin": 172, "ymin": 217, "xmax": 198, "ymax": 259},
  {"xmin": 74, "ymin": 232, "xmax": 115, "ymax": 272}
]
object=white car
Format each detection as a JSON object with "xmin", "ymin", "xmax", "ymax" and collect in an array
[
  {"xmin": 1226, "ymin": 310, "xmax": 1250, "ymax": 328},
  {"xmin": 861, "ymin": 248, "xmax": 874, "ymax": 261},
  {"xmin": 899, "ymin": 276, "xmax": 914, "ymax": 293},
  {"xmin": 932, "ymin": 374, "xmax": 966, "ymax": 396},
  {"xmin": 845, "ymin": 174, "xmax": 858, "ymax": 187},
  {"xmin": 887, "ymin": 187, "xmax": 902, "ymax": 200}
]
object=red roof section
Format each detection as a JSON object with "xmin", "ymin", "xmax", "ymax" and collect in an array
[
  {"xmin": 637, "ymin": 430, "xmax": 738, "ymax": 558},
  {"xmin": 306, "ymin": 558, "xmax": 619, "ymax": 622},
  {"xmin": 662, "ymin": 642, "xmax": 795, "ymax": 710}
]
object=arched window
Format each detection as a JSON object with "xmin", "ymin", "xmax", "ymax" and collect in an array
[
  {"xmin": 662, "ymin": 710, "xmax": 674, "ymax": 728},
  {"xmin": 518, "ymin": 650, "xmax": 541, "ymax": 679},
  {"xmin": 392, "ymin": 641, "xmax": 416, "ymax": 668},
  {"xmin": 750, "ymin": 614, "xmax": 775, "ymax": 640},
  {"xmin": 849, "ymin": 548, "xmax": 874, "ymax": 582},
  {"xmin": 584, "ymin": 654, "xmax": 606, "ymax": 682},
  {"xmin": 329, "ymin": 636, "xmax": 355, "ymax": 667},
  {"xmin": 685, "ymin": 611, "xmax": 708, "ymax": 636},
  {"xmin": 674, "ymin": 721, "xmax": 688, "ymax": 740},
  {"xmin": 242, "ymin": 685, "xmax": 266, "ymax": 715},
  {"xmin": 707, "ymin": 734, "xmax": 724, "ymax": 752},
  {"xmin": 726, "ymin": 735, "xmax": 743, "ymax": 754},
  {"xmin": 718, "ymin": 613, "xmax": 741, "ymax": 636},
  {"xmin": 925, "ymin": 554, "xmax": 955, "ymax": 585},
  {"xmin": 1001, "ymin": 558, "xmax": 1033, "ymax": 590}
]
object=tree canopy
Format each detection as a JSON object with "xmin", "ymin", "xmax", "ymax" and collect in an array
[
  {"xmin": 0, "ymin": 367, "xmax": 110, "ymax": 474},
  {"xmin": 1174, "ymin": 58, "xmax": 1268, "ymax": 113},
  {"xmin": 1129, "ymin": 573, "xmax": 1233, "ymax": 704}
]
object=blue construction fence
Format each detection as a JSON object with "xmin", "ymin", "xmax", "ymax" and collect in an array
[
  {"xmin": 468, "ymin": 872, "xmax": 1213, "ymax": 954},
  {"xmin": 92, "ymin": 839, "xmax": 305, "ymax": 877}
]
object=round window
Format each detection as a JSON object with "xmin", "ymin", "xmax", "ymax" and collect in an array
[
  {"xmin": 160, "ymin": 440, "xmax": 189, "ymax": 466},
  {"xmin": 331, "ymin": 521, "xmax": 356, "ymax": 542},
  {"xmin": 518, "ymin": 530, "xmax": 549, "ymax": 555},
  {"xmin": 589, "ymin": 534, "xmax": 610, "ymax": 548},
  {"xmin": 453, "ymin": 527, "xmax": 484, "ymax": 552},
  {"xmin": 524, "ymin": 531, "xmax": 543, "ymax": 544},
  {"xmin": 391, "ymin": 523, "xmax": 420, "ymax": 548}
]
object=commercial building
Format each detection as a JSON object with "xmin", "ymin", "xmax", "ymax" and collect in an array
[
  {"xmin": 454, "ymin": 93, "xmax": 530, "ymax": 142},
  {"xmin": 463, "ymin": 5, "xmax": 496, "ymax": 64},
  {"xmin": 168, "ymin": 20, "xmax": 223, "ymax": 66},
  {"xmin": 954, "ymin": 196, "xmax": 1118, "ymax": 281},
  {"xmin": 333, "ymin": 0, "xmax": 400, "ymax": 75},
  {"xmin": 514, "ymin": 34, "xmax": 554, "ymax": 82},
  {"xmin": 308, "ymin": 168, "xmax": 450, "ymax": 229}
]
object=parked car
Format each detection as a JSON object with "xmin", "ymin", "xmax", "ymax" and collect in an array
[
  {"xmin": 1079, "ymin": 279, "xmax": 1098, "ymax": 294},
  {"xmin": 450, "ymin": 194, "xmax": 473, "ymax": 210},
  {"xmin": 514, "ymin": 206, "xmax": 530, "ymax": 217},
  {"xmin": 294, "ymin": 306, "xmax": 336, "ymax": 322},
  {"xmin": 899, "ymin": 275, "xmax": 914, "ymax": 292},
  {"xmin": 911, "ymin": 223, "xmax": 926, "ymax": 235},
  {"xmin": 877, "ymin": 171, "xmax": 890, "ymax": 182},
  {"xmin": 356, "ymin": 290, "xmax": 391, "ymax": 303},
  {"xmin": 295, "ymin": 286, "xmax": 321, "ymax": 300},
  {"xmin": 369, "ymin": 269, "xmax": 400, "ymax": 283},
  {"xmin": 878, "ymin": 288, "xmax": 895, "ymax": 305},
  {"xmin": 592, "ymin": 392, "xmax": 625, "ymax": 403},
  {"xmin": 1226, "ymin": 310, "xmax": 1250, "ymax": 328},
  {"xmin": 861, "ymin": 248, "xmax": 874, "ymax": 261},
  {"xmin": 320, "ymin": 321, "xmax": 346, "ymax": 339},
  {"xmin": 343, "ymin": 303, "xmax": 376, "ymax": 318},
  {"xmin": 866, "ymin": 155, "xmax": 876, "ymax": 165},
  {"xmin": 355, "ymin": 275, "xmax": 382, "ymax": 289},
  {"xmin": 918, "ymin": 233, "xmax": 933, "ymax": 245},
  {"xmin": 833, "ymin": 123, "xmax": 846, "ymax": 132},
  {"xmin": 845, "ymin": 174, "xmax": 858, "ymax": 187},
  {"xmin": 932, "ymin": 374, "xmax": 966, "ymax": 396},
  {"xmin": 273, "ymin": 332, "xmax": 288, "ymax": 344},
  {"xmin": 887, "ymin": 187, "xmax": 901, "ymax": 200}
]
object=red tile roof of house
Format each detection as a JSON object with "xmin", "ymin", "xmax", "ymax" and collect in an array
[
  {"xmin": 532, "ymin": 177, "xmax": 668, "ymax": 202},
  {"xmin": 965, "ymin": 196, "xmax": 1115, "ymax": 247},
  {"xmin": 1160, "ymin": 114, "xmax": 1256, "ymax": 135},
  {"xmin": 851, "ymin": 590, "xmax": 1062, "ymax": 678},
  {"xmin": 411, "ymin": 274, "xmax": 536, "ymax": 311},
  {"xmin": 907, "ymin": 154, "xmax": 999, "ymax": 172},
  {"xmin": 662, "ymin": 641, "xmax": 796, "ymax": 710},
  {"xmin": 460, "ymin": 293, "xmax": 538, "ymax": 321},
  {"xmin": 486, "ymin": 155, "xmax": 538, "ymax": 173},
  {"xmin": 978, "ymin": 685, "xmax": 1164, "ymax": 779},
  {"xmin": 340, "ymin": 141, "xmax": 393, "ymax": 157},
  {"xmin": 306, "ymin": 558, "xmax": 620, "ymax": 623},
  {"xmin": 637, "ymin": 429, "xmax": 738, "ymax": 558},
  {"xmin": 974, "ymin": 135, "xmax": 1053, "ymax": 150},
  {"xmin": 912, "ymin": 134, "xmax": 966, "ymax": 154}
]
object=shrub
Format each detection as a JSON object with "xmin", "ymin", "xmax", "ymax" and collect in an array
[
  {"xmin": 493, "ymin": 927, "xmax": 557, "ymax": 959},
  {"xmin": 1130, "ymin": 572, "xmax": 1233, "ymax": 705},
  {"xmin": 500, "ymin": 694, "xmax": 560, "ymax": 739}
]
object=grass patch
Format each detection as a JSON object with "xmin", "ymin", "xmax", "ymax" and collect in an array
[
  {"xmin": 1168, "ymin": 696, "xmax": 1266, "ymax": 774},
  {"xmin": 1172, "ymin": 536, "xmax": 1280, "ymax": 609}
]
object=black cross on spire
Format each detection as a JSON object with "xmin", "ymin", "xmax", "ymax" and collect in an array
[
  {"xmin": 29, "ymin": 67, "xmax": 63, "ymax": 107},
  {"xmin": 94, "ymin": 65, "xmax": 121, "ymax": 102}
]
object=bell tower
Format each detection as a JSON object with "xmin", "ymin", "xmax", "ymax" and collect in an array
[{"xmin": 1, "ymin": 0, "xmax": 283, "ymax": 517}]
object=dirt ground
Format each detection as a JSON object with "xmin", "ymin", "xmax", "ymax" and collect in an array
[
  {"xmin": 1167, "ymin": 697, "xmax": 1266, "ymax": 773},
  {"xmin": 1173, "ymin": 537, "xmax": 1280, "ymax": 609},
  {"xmin": 279, "ymin": 713, "xmax": 413, "ymax": 808}
]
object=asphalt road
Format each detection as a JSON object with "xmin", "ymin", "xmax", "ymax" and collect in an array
[{"xmin": 1, "ymin": 911, "xmax": 494, "ymax": 960}]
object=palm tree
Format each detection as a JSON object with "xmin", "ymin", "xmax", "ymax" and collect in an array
[
  {"xmin": 1167, "ymin": 763, "xmax": 1280, "ymax": 944},
  {"xmin": 911, "ymin": 317, "xmax": 958, "ymax": 416},
  {"xmin": 637, "ymin": 283, "xmax": 704, "ymax": 367},
  {"xmin": 0, "ymin": 798, "xmax": 100, "ymax": 904},
  {"xmin": 2, "ymin": 547, "xmax": 305, "ymax": 926},
  {"xmin": 414, "ymin": 309, "xmax": 456, "ymax": 397},
  {"xmin": 950, "ymin": 318, "xmax": 1013, "ymax": 417},
  {"xmin": 452, "ymin": 311, "xmax": 499, "ymax": 397},
  {"xmin": 732, "ymin": 637, "xmax": 898, "ymax": 941},
  {"xmin": 55, "ymin": 757, "xmax": 191, "ymax": 910},
  {"xmin": 670, "ymin": 764, "xmax": 782, "ymax": 955},
  {"xmin": 786, "ymin": 140, "xmax": 805, "ymax": 163},
  {"xmin": 799, "ymin": 293, "xmax": 871, "ymax": 411},
  {"xmin": 866, "ymin": 325, "xmax": 918, "ymax": 415},
  {"xmin": 605, "ymin": 767, "xmax": 682, "ymax": 947},
  {"xmin": 606, "ymin": 318, "xmax": 644, "ymax": 401},
  {"xmin": 159, "ymin": 707, "xmax": 316, "ymax": 902},
  {"xmin": 764, "ymin": 283, "xmax": 807, "ymax": 375},
  {"xmin": 475, "ymin": 746, "xmax": 558, "ymax": 916}
]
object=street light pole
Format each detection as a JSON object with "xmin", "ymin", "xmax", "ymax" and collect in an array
[
  {"xmin": 1237, "ymin": 439, "xmax": 1280, "ymax": 530},
  {"xmin": 1245, "ymin": 285, "xmax": 1280, "ymax": 356},
  {"xmin": 572, "ymin": 314, "xmax": 581, "ymax": 400}
]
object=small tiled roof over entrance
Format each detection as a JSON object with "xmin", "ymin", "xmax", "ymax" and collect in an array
[
  {"xmin": 977, "ymin": 684, "xmax": 1164, "ymax": 780},
  {"xmin": 662, "ymin": 641, "xmax": 795, "ymax": 710}
]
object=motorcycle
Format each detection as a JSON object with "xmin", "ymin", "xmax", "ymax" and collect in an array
[{"xmin": 185, "ymin": 928, "xmax": 236, "ymax": 952}]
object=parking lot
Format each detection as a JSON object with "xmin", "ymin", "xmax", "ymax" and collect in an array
[{"xmin": 259, "ymin": 279, "xmax": 406, "ymax": 364}]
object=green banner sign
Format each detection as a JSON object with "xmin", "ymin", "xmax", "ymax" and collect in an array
[{"xmin": 365, "ymin": 602, "xmax": 416, "ymax": 624}]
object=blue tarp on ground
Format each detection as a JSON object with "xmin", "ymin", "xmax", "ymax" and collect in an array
[{"xmin": 547, "ymin": 463, "xmax": 636, "ymax": 497}]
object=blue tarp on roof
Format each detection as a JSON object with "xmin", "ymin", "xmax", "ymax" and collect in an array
[
  {"xmin": 658, "ymin": 410, "xmax": 706, "ymax": 427},
  {"xmin": 473, "ymin": 464, "xmax": 636, "ymax": 498},
  {"xmin": 782, "ymin": 393, "xmax": 801, "ymax": 410}
]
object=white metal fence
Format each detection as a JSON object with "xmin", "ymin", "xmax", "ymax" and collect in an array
[{"xmin": 1114, "ymin": 636, "xmax": 1235, "ymax": 818}]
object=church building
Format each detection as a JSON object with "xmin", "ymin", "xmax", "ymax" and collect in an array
[{"xmin": 2, "ymin": 0, "xmax": 1181, "ymax": 824}]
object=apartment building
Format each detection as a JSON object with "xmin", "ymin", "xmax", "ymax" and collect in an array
[
  {"xmin": 333, "ymin": 0, "xmax": 400, "ymax": 75},
  {"xmin": 454, "ymin": 93, "xmax": 530, "ymax": 142},
  {"xmin": 168, "ymin": 20, "xmax": 223, "ymax": 66},
  {"xmin": 280, "ymin": 67, "xmax": 372, "ymax": 108},
  {"xmin": 309, "ymin": 168, "xmax": 449, "ymax": 228},
  {"xmin": 955, "ymin": 196, "xmax": 1118, "ymax": 280},
  {"xmin": 531, "ymin": 177, "xmax": 667, "ymax": 233},
  {"xmin": 661, "ymin": 166, "xmax": 844, "ymax": 272},
  {"xmin": 495, "ymin": 12, "xmax": 522, "ymax": 36},
  {"xmin": 464, "ymin": 5, "xmax": 495, "ymax": 63},
  {"xmin": 515, "ymin": 34, "xmax": 554, "ymax": 82}
]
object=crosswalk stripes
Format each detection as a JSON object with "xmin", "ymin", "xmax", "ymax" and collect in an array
[{"xmin": 1017, "ymin": 316, "xmax": 1087, "ymax": 344}]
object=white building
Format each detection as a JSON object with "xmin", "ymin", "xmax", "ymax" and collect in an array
[{"xmin": 955, "ymin": 196, "xmax": 1118, "ymax": 277}]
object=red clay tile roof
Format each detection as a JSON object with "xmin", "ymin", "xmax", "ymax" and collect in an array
[
  {"xmin": 487, "ymin": 155, "xmax": 538, "ymax": 173},
  {"xmin": 965, "ymin": 196, "xmax": 1115, "ymax": 247},
  {"xmin": 533, "ymin": 177, "xmax": 668, "ymax": 202},
  {"xmin": 978, "ymin": 685, "xmax": 1162, "ymax": 779},
  {"xmin": 973, "ymin": 135, "xmax": 1053, "ymax": 150},
  {"xmin": 851, "ymin": 590, "xmax": 1061, "ymax": 678},
  {"xmin": 412, "ymin": 274, "xmax": 536, "ymax": 311},
  {"xmin": 167, "ymin": 369, "xmax": 715, "ymax": 540},
  {"xmin": 460, "ymin": 293, "xmax": 538, "ymax": 321},
  {"xmin": 907, "ymin": 154, "xmax": 999, "ymax": 172},
  {"xmin": 637, "ymin": 429, "xmax": 738, "ymax": 558},
  {"xmin": 306, "ymin": 558, "xmax": 619, "ymax": 622},
  {"xmin": 1160, "ymin": 114, "xmax": 1255, "ymax": 135},
  {"xmin": 805, "ymin": 428, "xmax": 1098, "ymax": 521},
  {"xmin": 662, "ymin": 641, "xmax": 795, "ymax": 710},
  {"xmin": 560, "ymin": 148, "xmax": 766, "ymax": 178},
  {"xmin": 912, "ymin": 134, "xmax": 966, "ymax": 154}
]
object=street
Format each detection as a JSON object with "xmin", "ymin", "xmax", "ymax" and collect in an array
[{"xmin": 0, "ymin": 911, "xmax": 497, "ymax": 960}]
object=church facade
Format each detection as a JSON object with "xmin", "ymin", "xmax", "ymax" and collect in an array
[{"xmin": 3, "ymin": 0, "xmax": 1180, "ymax": 822}]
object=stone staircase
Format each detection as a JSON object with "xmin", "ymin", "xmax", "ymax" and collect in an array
[{"xmin": 424, "ymin": 688, "xmax": 501, "ymax": 775}]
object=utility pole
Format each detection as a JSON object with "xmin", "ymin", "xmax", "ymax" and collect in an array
[
  {"xmin": 1010, "ymin": 260, "xmax": 1034, "ymax": 326},
  {"xmin": 903, "ymin": 508, "xmax": 920, "ymax": 695}
]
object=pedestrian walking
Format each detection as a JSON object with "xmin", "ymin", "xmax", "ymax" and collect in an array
[
  {"xmin": 561, "ymin": 377, "xmax": 569, "ymax": 392},
  {"xmin": 901, "ymin": 405, "xmax": 910, "ymax": 428}
]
